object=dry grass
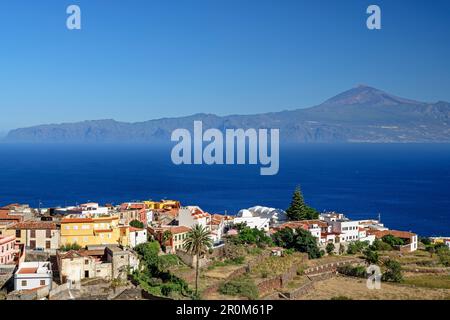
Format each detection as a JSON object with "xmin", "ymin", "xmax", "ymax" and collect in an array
[
  {"xmin": 402, "ymin": 273, "xmax": 450, "ymax": 290},
  {"xmin": 250, "ymin": 253, "xmax": 305, "ymax": 279},
  {"xmin": 297, "ymin": 276, "xmax": 450, "ymax": 300}
]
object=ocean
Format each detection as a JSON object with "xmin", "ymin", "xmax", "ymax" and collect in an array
[{"xmin": 0, "ymin": 143, "xmax": 449, "ymax": 236}]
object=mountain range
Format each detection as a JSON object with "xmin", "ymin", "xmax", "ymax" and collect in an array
[{"xmin": 5, "ymin": 85, "xmax": 450, "ymax": 143}]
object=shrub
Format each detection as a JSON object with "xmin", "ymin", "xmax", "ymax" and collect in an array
[
  {"xmin": 219, "ymin": 276, "xmax": 259, "ymax": 300},
  {"xmin": 382, "ymin": 235, "xmax": 405, "ymax": 247},
  {"xmin": 272, "ymin": 228, "xmax": 322, "ymax": 259},
  {"xmin": 337, "ymin": 265, "xmax": 367, "ymax": 278},
  {"xmin": 381, "ymin": 259, "xmax": 403, "ymax": 282},
  {"xmin": 60, "ymin": 242, "xmax": 82, "ymax": 251},
  {"xmin": 370, "ymin": 239, "xmax": 392, "ymax": 251},
  {"xmin": 437, "ymin": 247, "xmax": 450, "ymax": 267},
  {"xmin": 326, "ymin": 242, "xmax": 335, "ymax": 255},
  {"xmin": 130, "ymin": 219, "xmax": 145, "ymax": 229},
  {"xmin": 419, "ymin": 237, "xmax": 431, "ymax": 246},
  {"xmin": 363, "ymin": 248, "xmax": 379, "ymax": 265},
  {"xmin": 347, "ymin": 241, "xmax": 369, "ymax": 254}
]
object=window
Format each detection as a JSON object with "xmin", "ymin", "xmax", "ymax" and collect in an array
[
  {"xmin": 30, "ymin": 230, "xmax": 36, "ymax": 238},
  {"xmin": 65, "ymin": 226, "xmax": 70, "ymax": 230},
  {"xmin": 30, "ymin": 240, "xmax": 36, "ymax": 249},
  {"xmin": 46, "ymin": 229, "xmax": 52, "ymax": 238},
  {"xmin": 85, "ymin": 259, "xmax": 89, "ymax": 265},
  {"xmin": 16, "ymin": 230, "xmax": 21, "ymax": 237},
  {"xmin": 40, "ymin": 280, "xmax": 46, "ymax": 286},
  {"xmin": 46, "ymin": 241, "xmax": 51, "ymax": 249},
  {"xmin": 73, "ymin": 226, "xmax": 79, "ymax": 230},
  {"xmin": 21, "ymin": 280, "xmax": 27, "ymax": 287}
]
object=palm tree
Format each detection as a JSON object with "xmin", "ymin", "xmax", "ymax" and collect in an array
[
  {"xmin": 161, "ymin": 230, "xmax": 172, "ymax": 253},
  {"xmin": 183, "ymin": 224, "xmax": 212, "ymax": 295}
]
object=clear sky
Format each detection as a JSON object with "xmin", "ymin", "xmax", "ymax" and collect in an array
[{"xmin": 0, "ymin": 0, "xmax": 449, "ymax": 131}]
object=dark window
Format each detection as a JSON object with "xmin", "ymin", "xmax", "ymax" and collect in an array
[
  {"xmin": 46, "ymin": 229, "xmax": 52, "ymax": 238},
  {"xmin": 46, "ymin": 241, "xmax": 51, "ymax": 249},
  {"xmin": 21, "ymin": 280, "xmax": 27, "ymax": 287},
  {"xmin": 30, "ymin": 240, "xmax": 36, "ymax": 249},
  {"xmin": 84, "ymin": 271, "xmax": 89, "ymax": 278},
  {"xmin": 84, "ymin": 259, "xmax": 89, "ymax": 265},
  {"xmin": 16, "ymin": 230, "xmax": 21, "ymax": 237},
  {"xmin": 40, "ymin": 280, "xmax": 45, "ymax": 286},
  {"xmin": 30, "ymin": 230, "xmax": 36, "ymax": 238}
]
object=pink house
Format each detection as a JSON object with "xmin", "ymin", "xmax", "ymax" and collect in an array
[{"xmin": 0, "ymin": 235, "xmax": 16, "ymax": 265}]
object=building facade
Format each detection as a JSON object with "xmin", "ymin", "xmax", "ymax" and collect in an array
[
  {"xmin": 0, "ymin": 235, "xmax": 16, "ymax": 265},
  {"xmin": 7, "ymin": 222, "xmax": 60, "ymax": 253},
  {"xmin": 60, "ymin": 215, "xmax": 128, "ymax": 247},
  {"xmin": 14, "ymin": 261, "xmax": 53, "ymax": 291}
]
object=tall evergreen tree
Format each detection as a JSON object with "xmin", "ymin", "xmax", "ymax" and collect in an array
[
  {"xmin": 286, "ymin": 185, "xmax": 319, "ymax": 220},
  {"xmin": 286, "ymin": 186, "xmax": 306, "ymax": 220}
]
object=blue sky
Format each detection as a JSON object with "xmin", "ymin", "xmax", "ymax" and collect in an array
[{"xmin": 0, "ymin": 0, "xmax": 449, "ymax": 131}]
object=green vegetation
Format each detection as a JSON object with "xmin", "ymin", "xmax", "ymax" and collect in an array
[
  {"xmin": 363, "ymin": 248, "xmax": 379, "ymax": 265},
  {"xmin": 346, "ymin": 241, "xmax": 369, "ymax": 254},
  {"xmin": 207, "ymin": 257, "xmax": 245, "ymax": 270},
  {"xmin": 419, "ymin": 237, "xmax": 431, "ymax": 246},
  {"xmin": 402, "ymin": 274, "xmax": 450, "ymax": 289},
  {"xmin": 183, "ymin": 224, "xmax": 213, "ymax": 295},
  {"xmin": 437, "ymin": 246, "xmax": 450, "ymax": 267},
  {"xmin": 337, "ymin": 265, "xmax": 367, "ymax": 278},
  {"xmin": 161, "ymin": 230, "xmax": 173, "ymax": 252},
  {"xmin": 370, "ymin": 239, "xmax": 393, "ymax": 251},
  {"xmin": 381, "ymin": 234, "xmax": 405, "ymax": 247},
  {"xmin": 60, "ymin": 243, "xmax": 82, "ymax": 251},
  {"xmin": 285, "ymin": 185, "xmax": 319, "ymax": 221},
  {"xmin": 381, "ymin": 259, "xmax": 403, "ymax": 283},
  {"xmin": 251, "ymin": 253, "xmax": 304, "ymax": 278},
  {"xmin": 231, "ymin": 224, "xmax": 273, "ymax": 247},
  {"xmin": 133, "ymin": 241, "xmax": 192, "ymax": 298},
  {"xmin": 272, "ymin": 227, "xmax": 321, "ymax": 259},
  {"xmin": 129, "ymin": 219, "xmax": 144, "ymax": 229},
  {"xmin": 326, "ymin": 242, "xmax": 335, "ymax": 255},
  {"xmin": 219, "ymin": 276, "xmax": 259, "ymax": 300}
]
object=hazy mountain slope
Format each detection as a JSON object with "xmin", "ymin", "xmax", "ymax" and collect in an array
[{"xmin": 5, "ymin": 85, "xmax": 450, "ymax": 143}]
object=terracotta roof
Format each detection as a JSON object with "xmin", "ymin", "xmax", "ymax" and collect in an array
[
  {"xmin": 370, "ymin": 230, "xmax": 416, "ymax": 239},
  {"xmin": 164, "ymin": 226, "xmax": 191, "ymax": 234},
  {"xmin": 298, "ymin": 220, "xmax": 328, "ymax": 228},
  {"xmin": 129, "ymin": 227, "xmax": 144, "ymax": 232},
  {"xmin": 276, "ymin": 221, "xmax": 309, "ymax": 231},
  {"xmin": 8, "ymin": 221, "xmax": 57, "ymax": 230},
  {"xmin": 18, "ymin": 267, "xmax": 38, "ymax": 274}
]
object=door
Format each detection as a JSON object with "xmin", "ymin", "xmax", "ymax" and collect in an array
[
  {"xmin": 30, "ymin": 240, "xmax": 36, "ymax": 249},
  {"xmin": 85, "ymin": 270, "xmax": 89, "ymax": 278}
]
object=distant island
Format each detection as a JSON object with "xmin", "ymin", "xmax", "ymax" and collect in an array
[{"xmin": 5, "ymin": 85, "xmax": 450, "ymax": 143}]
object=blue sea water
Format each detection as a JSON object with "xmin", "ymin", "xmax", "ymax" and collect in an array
[{"xmin": 0, "ymin": 143, "xmax": 449, "ymax": 236}]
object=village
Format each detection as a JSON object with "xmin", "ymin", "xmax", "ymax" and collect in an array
[{"xmin": 0, "ymin": 188, "xmax": 449, "ymax": 300}]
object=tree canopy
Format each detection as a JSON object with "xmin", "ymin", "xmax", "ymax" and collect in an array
[
  {"xmin": 272, "ymin": 227, "xmax": 321, "ymax": 259},
  {"xmin": 286, "ymin": 186, "xmax": 319, "ymax": 221}
]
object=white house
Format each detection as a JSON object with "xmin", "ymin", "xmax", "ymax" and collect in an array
[
  {"xmin": 178, "ymin": 206, "xmax": 210, "ymax": 229},
  {"xmin": 234, "ymin": 209, "xmax": 270, "ymax": 231},
  {"xmin": 242, "ymin": 206, "xmax": 287, "ymax": 225},
  {"xmin": 54, "ymin": 202, "xmax": 110, "ymax": 216},
  {"xmin": 129, "ymin": 227, "xmax": 147, "ymax": 248},
  {"xmin": 14, "ymin": 261, "xmax": 53, "ymax": 291}
]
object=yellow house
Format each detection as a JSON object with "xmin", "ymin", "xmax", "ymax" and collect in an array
[
  {"xmin": 144, "ymin": 200, "xmax": 180, "ymax": 210},
  {"xmin": 60, "ymin": 215, "xmax": 129, "ymax": 247}
]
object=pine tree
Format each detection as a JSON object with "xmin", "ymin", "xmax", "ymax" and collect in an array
[
  {"xmin": 286, "ymin": 186, "xmax": 306, "ymax": 220},
  {"xmin": 286, "ymin": 185, "xmax": 319, "ymax": 221}
]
